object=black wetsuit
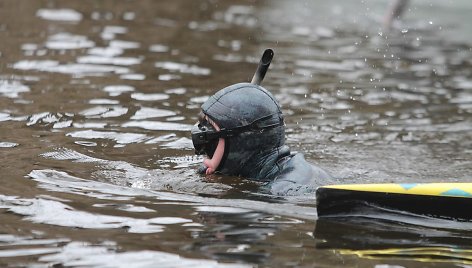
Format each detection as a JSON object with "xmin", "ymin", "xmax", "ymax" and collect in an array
[
  {"xmin": 236, "ymin": 145, "xmax": 333, "ymax": 196},
  {"xmin": 261, "ymin": 151, "xmax": 333, "ymax": 196}
]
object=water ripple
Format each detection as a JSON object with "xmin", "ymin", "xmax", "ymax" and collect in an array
[
  {"xmin": 160, "ymin": 137, "xmax": 194, "ymax": 150},
  {"xmin": 0, "ymin": 80, "xmax": 30, "ymax": 98},
  {"xmin": 122, "ymin": 121, "xmax": 192, "ymax": 131},
  {"xmin": 120, "ymin": 73, "xmax": 146, "ymax": 80},
  {"xmin": 109, "ymin": 40, "xmax": 140, "ymax": 50},
  {"xmin": 36, "ymin": 8, "xmax": 82, "ymax": 22},
  {"xmin": 66, "ymin": 130, "xmax": 148, "ymax": 145},
  {"xmin": 89, "ymin": 98, "xmax": 120, "ymax": 105},
  {"xmin": 13, "ymin": 60, "xmax": 130, "ymax": 76},
  {"xmin": 149, "ymin": 44, "xmax": 169, "ymax": 53},
  {"xmin": 131, "ymin": 107, "xmax": 176, "ymax": 120},
  {"xmin": 101, "ymin": 25, "xmax": 128, "ymax": 40},
  {"xmin": 27, "ymin": 112, "xmax": 70, "ymax": 127},
  {"xmin": 130, "ymin": 92, "xmax": 169, "ymax": 101},
  {"xmin": 80, "ymin": 106, "xmax": 128, "ymax": 118},
  {"xmin": 46, "ymin": 33, "xmax": 95, "ymax": 50},
  {"xmin": 155, "ymin": 62, "xmax": 211, "ymax": 76},
  {"xmin": 88, "ymin": 47, "xmax": 124, "ymax": 57},
  {"xmin": 77, "ymin": 56, "xmax": 142, "ymax": 66},
  {"xmin": 0, "ymin": 142, "xmax": 18, "ymax": 148},
  {"xmin": 103, "ymin": 85, "xmax": 135, "ymax": 96},
  {"xmin": 39, "ymin": 242, "xmax": 249, "ymax": 268},
  {"xmin": 0, "ymin": 194, "xmax": 167, "ymax": 233}
]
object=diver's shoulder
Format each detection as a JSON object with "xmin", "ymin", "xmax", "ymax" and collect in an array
[
  {"xmin": 287, "ymin": 153, "xmax": 333, "ymax": 181},
  {"xmin": 268, "ymin": 153, "xmax": 333, "ymax": 196}
]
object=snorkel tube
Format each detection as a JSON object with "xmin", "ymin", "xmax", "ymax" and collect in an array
[
  {"xmin": 251, "ymin": 48, "xmax": 274, "ymax": 85},
  {"xmin": 193, "ymin": 49, "xmax": 275, "ymax": 175}
]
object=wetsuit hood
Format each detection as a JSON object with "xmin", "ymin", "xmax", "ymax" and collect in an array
[{"xmin": 201, "ymin": 82, "xmax": 287, "ymax": 181}]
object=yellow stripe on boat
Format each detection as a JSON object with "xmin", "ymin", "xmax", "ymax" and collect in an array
[{"xmin": 322, "ymin": 183, "xmax": 472, "ymax": 198}]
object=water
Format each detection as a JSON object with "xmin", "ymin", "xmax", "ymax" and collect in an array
[{"xmin": 0, "ymin": 0, "xmax": 471, "ymax": 267}]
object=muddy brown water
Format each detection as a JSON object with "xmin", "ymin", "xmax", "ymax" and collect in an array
[{"xmin": 0, "ymin": 0, "xmax": 471, "ymax": 267}]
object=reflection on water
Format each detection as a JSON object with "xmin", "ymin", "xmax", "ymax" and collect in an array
[
  {"xmin": 315, "ymin": 215, "xmax": 472, "ymax": 265},
  {"xmin": 0, "ymin": 0, "xmax": 471, "ymax": 266},
  {"xmin": 341, "ymin": 247, "xmax": 472, "ymax": 266},
  {"xmin": 38, "ymin": 242, "xmax": 251, "ymax": 268}
]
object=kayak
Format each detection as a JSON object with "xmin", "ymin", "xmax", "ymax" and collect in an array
[{"xmin": 316, "ymin": 183, "xmax": 472, "ymax": 221}]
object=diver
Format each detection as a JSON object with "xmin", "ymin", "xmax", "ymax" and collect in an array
[{"xmin": 191, "ymin": 49, "xmax": 333, "ymax": 196}]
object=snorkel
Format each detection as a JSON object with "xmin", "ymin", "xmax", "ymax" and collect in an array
[
  {"xmin": 251, "ymin": 48, "xmax": 273, "ymax": 85},
  {"xmin": 191, "ymin": 49, "xmax": 275, "ymax": 175}
]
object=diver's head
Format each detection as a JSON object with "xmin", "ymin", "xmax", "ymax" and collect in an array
[{"xmin": 191, "ymin": 82, "xmax": 285, "ymax": 176}]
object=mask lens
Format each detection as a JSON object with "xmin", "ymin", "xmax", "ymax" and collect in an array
[{"xmin": 191, "ymin": 120, "xmax": 218, "ymax": 156}]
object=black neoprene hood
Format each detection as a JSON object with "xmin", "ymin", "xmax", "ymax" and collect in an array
[
  {"xmin": 199, "ymin": 82, "xmax": 287, "ymax": 179},
  {"xmin": 202, "ymin": 82, "xmax": 283, "ymax": 129}
]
